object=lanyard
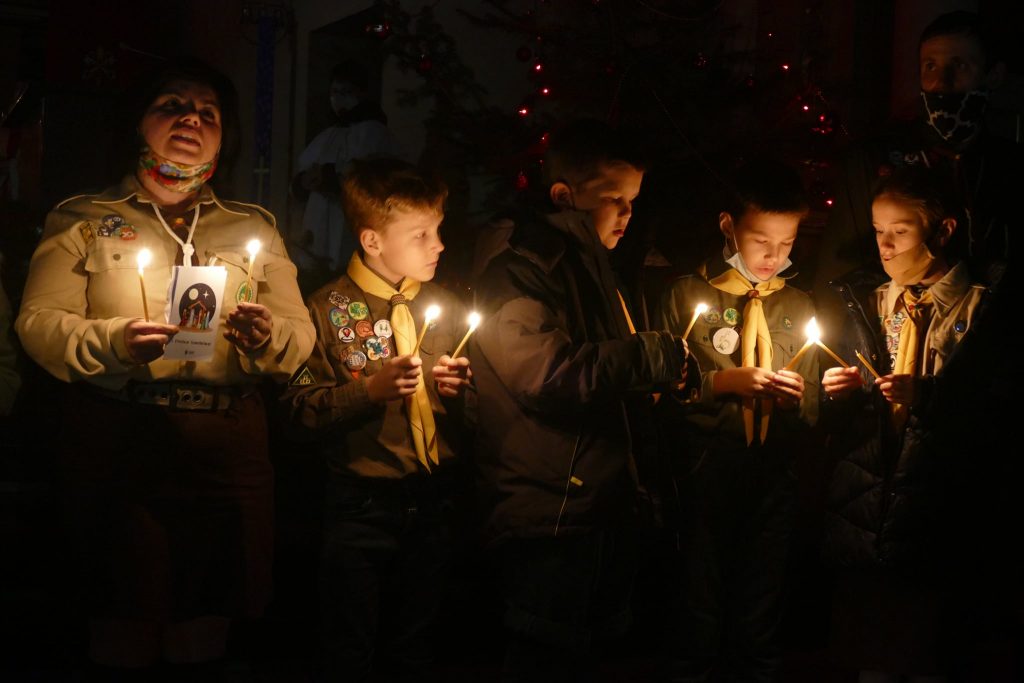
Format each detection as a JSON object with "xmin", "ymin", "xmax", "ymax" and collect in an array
[{"xmin": 152, "ymin": 203, "xmax": 201, "ymax": 266}]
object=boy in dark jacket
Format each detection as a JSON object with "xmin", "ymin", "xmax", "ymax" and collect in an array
[{"xmin": 469, "ymin": 120, "xmax": 693, "ymax": 681}]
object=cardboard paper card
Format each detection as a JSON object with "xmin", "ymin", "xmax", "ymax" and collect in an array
[{"xmin": 162, "ymin": 265, "xmax": 227, "ymax": 362}]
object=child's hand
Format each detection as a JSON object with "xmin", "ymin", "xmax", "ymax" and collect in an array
[
  {"xmin": 713, "ymin": 366, "xmax": 787, "ymax": 400},
  {"xmin": 367, "ymin": 354, "xmax": 422, "ymax": 403},
  {"xmin": 125, "ymin": 320, "xmax": 179, "ymax": 364},
  {"xmin": 875, "ymin": 373, "xmax": 915, "ymax": 405},
  {"xmin": 432, "ymin": 354, "xmax": 472, "ymax": 398},
  {"xmin": 771, "ymin": 369, "xmax": 804, "ymax": 409},
  {"xmin": 673, "ymin": 338, "xmax": 690, "ymax": 390},
  {"xmin": 822, "ymin": 366, "xmax": 863, "ymax": 400}
]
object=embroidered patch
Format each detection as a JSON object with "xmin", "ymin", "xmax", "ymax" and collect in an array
[
  {"xmin": 782, "ymin": 316, "xmax": 792, "ymax": 329},
  {"xmin": 290, "ymin": 366, "xmax": 316, "ymax": 386},
  {"xmin": 328, "ymin": 291, "xmax": 350, "ymax": 308},
  {"xmin": 79, "ymin": 222, "xmax": 95, "ymax": 245},
  {"xmin": 236, "ymin": 281, "xmax": 256, "ymax": 304}
]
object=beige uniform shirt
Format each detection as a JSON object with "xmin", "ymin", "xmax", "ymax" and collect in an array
[
  {"xmin": 876, "ymin": 261, "xmax": 986, "ymax": 376},
  {"xmin": 16, "ymin": 176, "xmax": 315, "ymax": 389}
]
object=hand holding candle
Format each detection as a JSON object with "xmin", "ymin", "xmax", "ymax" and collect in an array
[
  {"xmin": 413, "ymin": 304, "xmax": 441, "ymax": 357},
  {"xmin": 682, "ymin": 303, "xmax": 709, "ymax": 341},
  {"xmin": 244, "ymin": 239, "xmax": 261, "ymax": 300},
  {"xmin": 451, "ymin": 312, "xmax": 481, "ymax": 358},
  {"xmin": 136, "ymin": 248, "xmax": 152, "ymax": 322}
]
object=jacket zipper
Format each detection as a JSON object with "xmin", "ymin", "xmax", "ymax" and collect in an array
[{"xmin": 553, "ymin": 430, "xmax": 583, "ymax": 537}]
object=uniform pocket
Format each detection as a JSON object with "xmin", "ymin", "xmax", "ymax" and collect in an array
[{"xmin": 85, "ymin": 241, "xmax": 147, "ymax": 273}]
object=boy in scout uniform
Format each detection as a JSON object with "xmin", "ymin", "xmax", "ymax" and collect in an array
[
  {"xmin": 280, "ymin": 158, "xmax": 471, "ymax": 682},
  {"xmin": 657, "ymin": 158, "xmax": 819, "ymax": 683}
]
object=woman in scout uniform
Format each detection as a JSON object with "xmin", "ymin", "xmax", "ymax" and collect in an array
[
  {"xmin": 15, "ymin": 59, "xmax": 314, "ymax": 675},
  {"xmin": 820, "ymin": 167, "xmax": 988, "ymax": 680},
  {"xmin": 281, "ymin": 158, "xmax": 471, "ymax": 682},
  {"xmin": 657, "ymin": 159, "xmax": 818, "ymax": 682}
]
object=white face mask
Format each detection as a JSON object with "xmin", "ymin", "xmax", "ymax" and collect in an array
[
  {"xmin": 723, "ymin": 236, "xmax": 791, "ymax": 283},
  {"xmin": 330, "ymin": 93, "xmax": 359, "ymax": 115}
]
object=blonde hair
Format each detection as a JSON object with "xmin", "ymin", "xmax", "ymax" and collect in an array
[{"xmin": 340, "ymin": 158, "xmax": 447, "ymax": 241}]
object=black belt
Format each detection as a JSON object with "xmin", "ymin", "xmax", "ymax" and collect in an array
[{"xmin": 91, "ymin": 381, "xmax": 245, "ymax": 411}]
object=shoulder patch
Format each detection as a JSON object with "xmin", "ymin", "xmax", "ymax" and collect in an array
[{"xmin": 290, "ymin": 366, "xmax": 317, "ymax": 386}]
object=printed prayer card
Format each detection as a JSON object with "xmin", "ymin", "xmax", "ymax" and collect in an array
[{"xmin": 162, "ymin": 265, "xmax": 227, "ymax": 361}]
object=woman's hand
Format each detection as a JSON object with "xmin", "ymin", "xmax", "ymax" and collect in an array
[
  {"xmin": 367, "ymin": 355, "xmax": 422, "ymax": 403},
  {"xmin": 224, "ymin": 302, "xmax": 273, "ymax": 352},
  {"xmin": 822, "ymin": 366, "xmax": 863, "ymax": 400},
  {"xmin": 432, "ymin": 354, "xmax": 472, "ymax": 398},
  {"xmin": 125, "ymin": 320, "xmax": 179, "ymax": 364},
  {"xmin": 875, "ymin": 373, "xmax": 916, "ymax": 405}
]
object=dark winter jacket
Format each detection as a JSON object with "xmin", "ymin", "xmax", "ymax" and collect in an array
[
  {"xmin": 821, "ymin": 264, "xmax": 987, "ymax": 572},
  {"xmin": 469, "ymin": 208, "xmax": 689, "ymax": 543}
]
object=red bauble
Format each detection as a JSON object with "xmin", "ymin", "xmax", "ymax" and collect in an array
[
  {"xmin": 365, "ymin": 22, "xmax": 392, "ymax": 40},
  {"xmin": 515, "ymin": 171, "xmax": 529, "ymax": 190}
]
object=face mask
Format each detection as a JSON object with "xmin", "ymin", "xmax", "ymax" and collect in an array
[
  {"xmin": 138, "ymin": 146, "xmax": 217, "ymax": 194},
  {"xmin": 724, "ymin": 235, "xmax": 791, "ymax": 283},
  {"xmin": 882, "ymin": 241, "xmax": 936, "ymax": 286},
  {"xmin": 920, "ymin": 89, "xmax": 989, "ymax": 145},
  {"xmin": 330, "ymin": 86, "xmax": 359, "ymax": 115}
]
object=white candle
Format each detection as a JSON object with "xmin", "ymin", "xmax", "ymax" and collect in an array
[
  {"xmin": 413, "ymin": 304, "xmax": 441, "ymax": 356},
  {"xmin": 136, "ymin": 248, "xmax": 152, "ymax": 322},
  {"xmin": 244, "ymin": 239, "xmax": 261, "ymax": 300},
  {"xmin": 682, "ymin": 303, "xmax": 709, "ymax": 341},
  {"xmin": 451, "ymin": 312, "xmax": 482, "ymax": 358}
]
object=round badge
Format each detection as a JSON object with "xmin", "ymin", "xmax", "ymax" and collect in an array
[
  {"xmin": 712, "ymin": 327, "xmax": 740, "ymax": 355},
  {"xmin": 345, "ymin": 350, "xmax": 367, "ymax": 371},
  {"xmin": 338, "ymin": 347, "xmax": 352, "ymax": 364},
  {"xmin": 703, "ymin": 307, "xmax": 721, "ymax": 325},
  {"xmin": 379, "ymin": 341, "xmax": 392, "ymax": 359},
  {"xmin": 339, "ymin": 327, "xmax": 356, "ymax": 343},
  {"xmin": 328, "ymin": 291, "xmax": 350, "ymax": 308},
  {"xmin": 355, "ymin": 320, "xmax": 374, "ymax": 338},
  {"xmin": 373, "ymin": 319, "xmax": 393, "ymax": 339},
  {"xmin": 954, "ymin": 319, "xmax": 967, "ymax": 334},
  {"xmin": 348, "ymin": 301, "xmax": 370, "ymax": 320},
  {"xmin": 329, "ymin": 307, "xmax": 350, "ymax": 328},
  {"xmin": 782, "ymin": 316, "xmax": 792, "ymax": 329},
  {"xmin": 364, "ymin": 337, "xmax": 382, "ymax": 361},
  {"xmin": 723, "ymin": 308, "xmax": 739, "ymax": 326}
]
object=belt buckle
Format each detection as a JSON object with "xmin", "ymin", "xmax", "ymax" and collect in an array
[{"xmin": 170, "ymin": 384, "xmax": 217, "ymax": 412}]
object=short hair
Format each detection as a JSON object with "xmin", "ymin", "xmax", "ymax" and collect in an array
[
  {"xmin": 872, "ymin": 165, "xmax": 962, "ymax": 238},
  {"xmin": 920, "ymin": 10, "xmax": 998, "ymax": 68},
  {"xmin": 331, "ymin": 60, "xmax": 371, "ymax": 92},
  {"xmin": 340, "ymin": 158, "xmax": 447, "ymax": 238},
  {"xmin": 111, "ymin": 57, "xmax": 240, "ymax": 186},
  {"xmin": 724, "ymin": 157, "xmax": 809, "ymax": 220},
  {"xmin": 543, "ymin": 119, "xmax": 647, "ymax": 188}
]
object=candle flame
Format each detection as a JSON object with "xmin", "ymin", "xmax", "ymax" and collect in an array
[
  {"xmin": 246, "ymin": 239, "xmax": 262, "ymax": 258},
  {"xmin": 136, "ymin": 248, "xmax": 152, "ymax": 273},
  {"xmin": 804, "ymin": 317, "xmax": 821, "ymax": 343},
  {"xmin": 425, "ymin": 304, "xmax": 441, "ymax": 323},
  {"xmin": 467, "ymin": 311, "xmax": 481, "ymax": 329},
  {"xmin": 695, "ymin": 303, "xmax": 709, "ymax": 315}
]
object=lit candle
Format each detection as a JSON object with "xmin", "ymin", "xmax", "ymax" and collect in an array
[
  {"xmin": 783, "ymin": 317, "xmax": 820, "ymax": 371},
  {"xmin": 450, "ymin": 312, "xmax": 482, "ymax": 359},
  {"xmin": 413, "ymin": 304, "xmax": 441, "ymax": 357},
  {"xmin": 815, "ymin": 339, "xmax": 850, "ymax": 369},
  {"xmin": 854, "ymin": 349, "xmax": 882, "ymax": 380},
  {"xmin": 244, "ymin": 239, "xmax": 261, "ymax": 300},
  {"xmin": 136, "ymin": 248, "xmax": 152, "ymax": 322},
  {"xmin": 681, "ymin": 303, "xmax": 709, "ymax": 341}
]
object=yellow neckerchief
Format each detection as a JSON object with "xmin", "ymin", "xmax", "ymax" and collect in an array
[
  {"xmin": 346, "ymin": 253, "xmax": 439, "ymax": 471},
  {"xmin": 707, "ymin": 267, "xmax": 787, "ymax": 445},
  {"xmin": 889, "ymin": 284, "xmax": 934, "ymax": 429}
]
